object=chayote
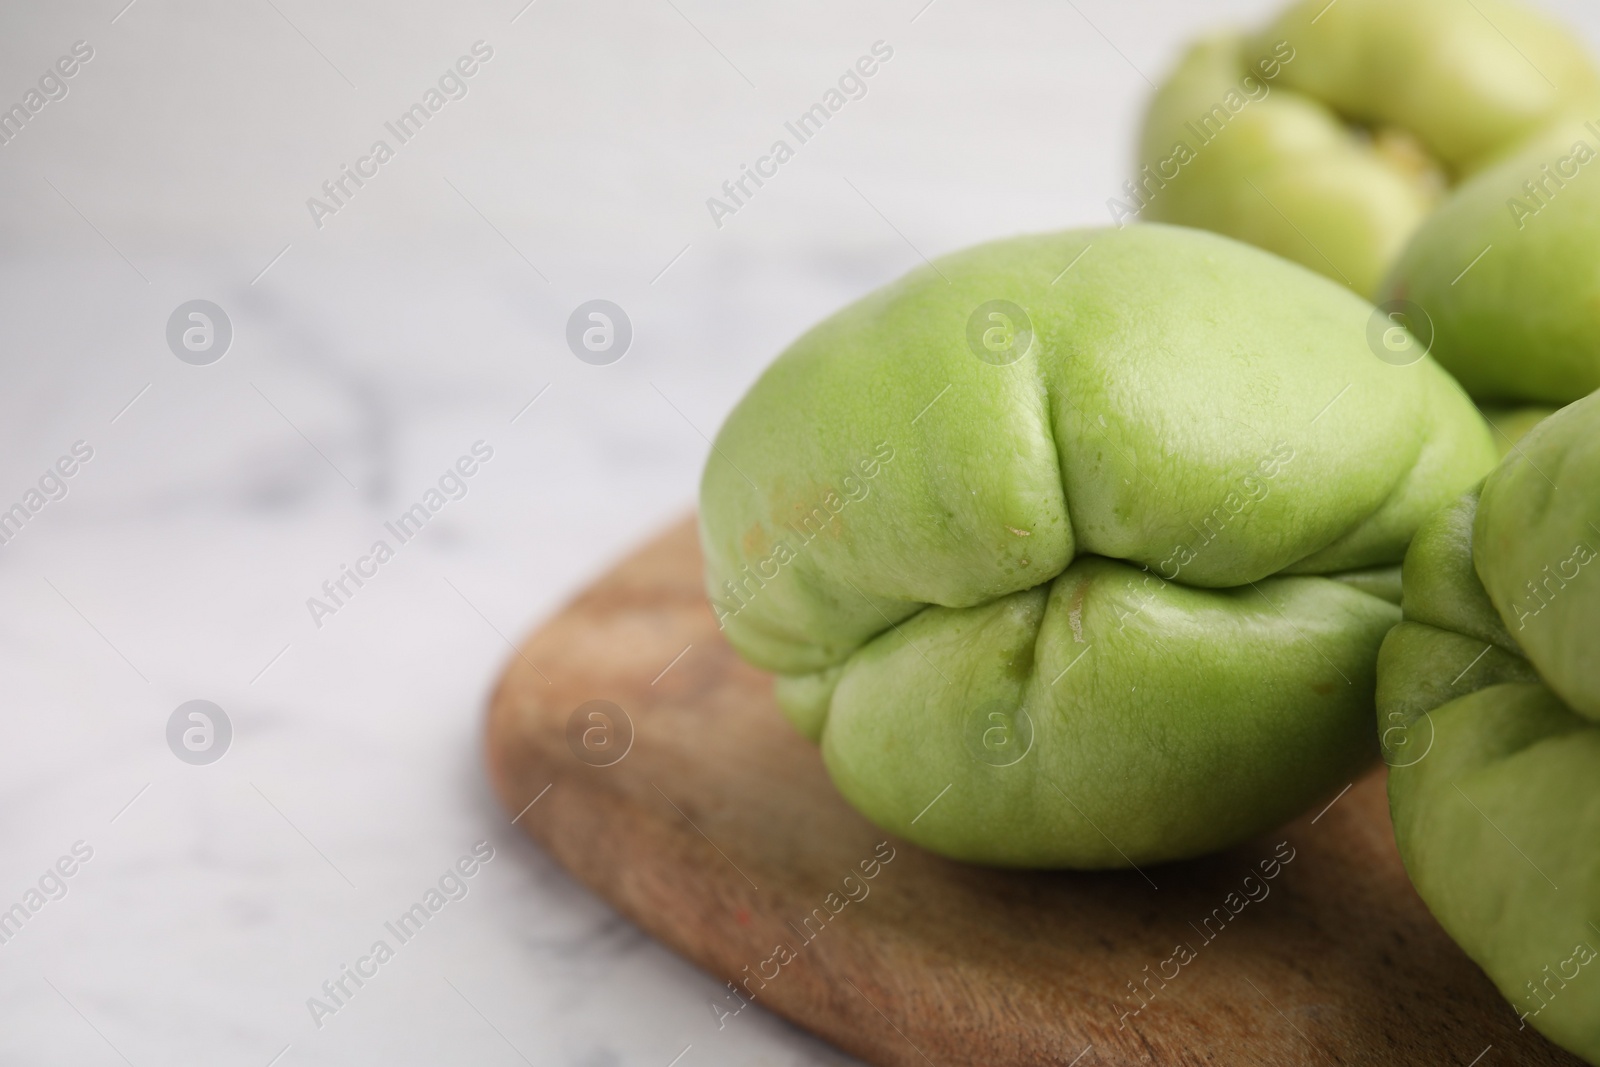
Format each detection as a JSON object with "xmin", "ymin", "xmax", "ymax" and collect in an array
[
  {"xmin": 1379, "ymin": 389, "xmax": 1600, "ymax": 1061},
  {"xmin": 1480, "ymin": 404, "xmax": 1563, "ymax": 457},
  {"xmin": 700, "ymin": 224, "xmax": 1497, "ymax": 868},
  {"xmin": 1383, "ymin": 109, "xmax": 1600, "ymax": 407},
  {"xmin": 1135, "ymin": 0, "xmax": 1597, "ymax": 298}
]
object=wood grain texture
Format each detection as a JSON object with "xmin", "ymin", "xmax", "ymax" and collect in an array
[{"xmin": 486, "ymin": 516, "xmax": 1578, "ymax": 1067}]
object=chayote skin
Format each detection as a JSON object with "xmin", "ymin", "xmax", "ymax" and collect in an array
[
  {"xmin": 1380, "ymin": 390, "xmax": 1600, "ymax": 1061},
  {"xmin": 700, "ymin": 224, "xmax": 1497, "ymax": 868},
  {"xmin": 1480, "ymin": 405, "xmax": 1562, "ymax": 457},
  {"xmin": 1383, "ymin": 111, "xmax": 1600, "ymax": 406},
  {"xmin": 1136, "ymin": 0, "xmax": 1597, "ymax": 298}
]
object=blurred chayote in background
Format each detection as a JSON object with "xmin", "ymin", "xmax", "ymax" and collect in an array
[
  {"xmin": 1136, "ymin": 0, "xmax": 1597, "ymax": 298},
  {"xmin": 1384, "ymin": 110, "xmax": 1600, "ymax": 408},
  {"xmin": 700, "ymin": 224, "xmax": 1496, "ymax": 868},
  {"xmin": 1379, "ymin": 389, "xmax": 1600, "ymax": 1063}
]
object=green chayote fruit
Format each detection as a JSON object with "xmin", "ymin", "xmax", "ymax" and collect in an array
[
  {"xmin": 1380, "ymin": 389, "xmax": 1600, "ymax": 1061},
  {"xmin": 700, "ymin": 224, "xmax": 1497, "ymax": 868},
  {"xmin": 1136, "ymin": 0, "xmax": 1597, "ymax": 298},
  {"xmin": 1383, "ymin": 111, "xmax": 1600, "ymax": 405},
  {"xmin": 1481, "ymin": 405, "xmax": 1562, "ymax": 456}
]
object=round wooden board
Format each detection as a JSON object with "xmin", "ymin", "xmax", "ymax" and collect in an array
[{"xmin": 485, "ymin": 516, "xmax": 1578, "ymax": 1067}]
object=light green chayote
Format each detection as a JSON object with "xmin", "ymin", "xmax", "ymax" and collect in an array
[
  {"xmin": 1380, "ymin": 390, "xmax": 1600, "ymax": 1062},
  {"xmin": 700, "ymin": 224, "xmax": 1497, "ymax": 868},
  {"xmin": 1136, "ymin": 0, "xmax": 1598, "ymax": 298},
  {"xmin": 1383, "ymin": 111, "xmax": 1600, "ymax": 406}
]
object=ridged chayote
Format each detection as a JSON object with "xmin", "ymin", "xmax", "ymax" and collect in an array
[
  {"xmin": 1135, "ymin": 0, "xmax": 1597, "ymax": 298},
  {"xmin": 700, "ymin": 224, "xmax": 1497, "ymax": 868},
  {"xmin": 1379, "ymin": 389, "xmax": 1600, "ymax": 1061}
]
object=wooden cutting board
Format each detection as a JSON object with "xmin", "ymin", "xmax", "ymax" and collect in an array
[{"xmin": 485, "ymin": 517, "xmax": 1579, "ymax": 1067}]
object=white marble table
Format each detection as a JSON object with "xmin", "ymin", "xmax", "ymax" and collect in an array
[{"xmin": 1, "ymin": 1, "xmax": 1595, "ymax": 1063}]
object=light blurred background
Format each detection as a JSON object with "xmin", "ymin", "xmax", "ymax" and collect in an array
[{"xmin": 1, "ymin": 1, "xmax": 1596, "ymax": 1063}]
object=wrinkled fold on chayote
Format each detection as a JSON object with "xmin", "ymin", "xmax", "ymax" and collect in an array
[
  {"xmin": 1383, "ymin": 110, "xmax": 1600, "ymax": 406},
  {"xmin": 700, "ymin": 224, "xmax": 1497, "ymax": 867},
  {"xmin": 1380, "ymin": 389, "xmax": 1600, "ymax": 1062},
  {"xmin": 1136, "ymin": 0, "xmax": 1598, "ymax": 297}
]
